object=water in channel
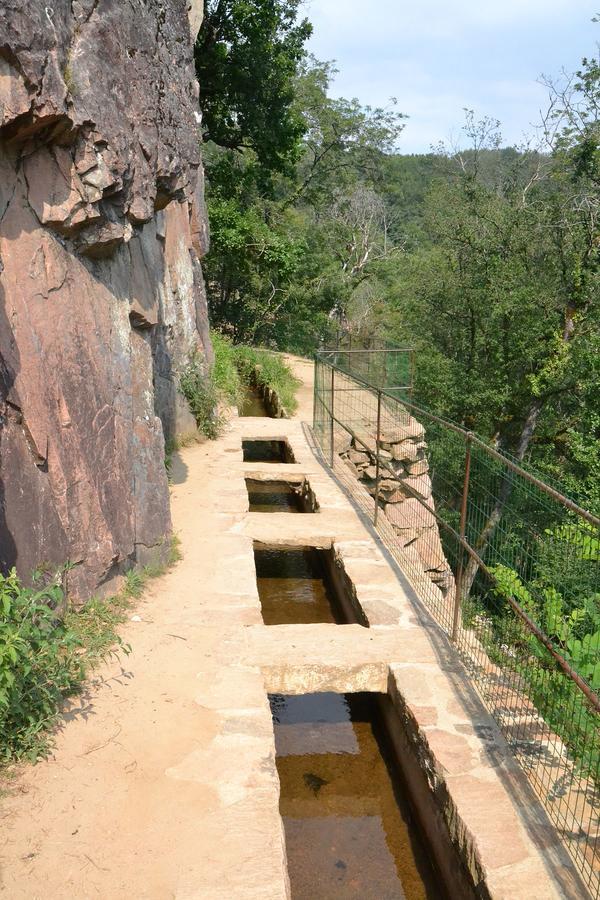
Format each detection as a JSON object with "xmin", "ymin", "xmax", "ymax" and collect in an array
[
  {"xmin": 254, "ymin": 546, "xmax": 343, "ymax": 625},
  {"xmin": 247, "ymin": 480, "xmax": 303, "ymax": 513},
  {"xmin": 242, "ymin": 440, "xmax": 293, "ymax": 463},
  {"xmin": 238, "ymin": 384, "xmax": 269, "ymax": 417},
  {"xmin": 270, "ymin": 691, "xmax": 443, "ymax": 900}
]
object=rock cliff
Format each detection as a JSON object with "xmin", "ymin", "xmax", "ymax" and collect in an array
[{"xmin": 0, "ymin": 0, "xmax": 210, "ymax": 597}]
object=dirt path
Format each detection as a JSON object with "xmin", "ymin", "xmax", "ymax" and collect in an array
[
  {"xmin": 0, "ymin": 356, "xmax": 315, "ymax": 900},
  {"xmin": 281, "ymin": 354, "xmax": 314, "ymax": 421},
  {"xmin": 0, "ymin": 425, "xmax": 288, "ymax": 900}
]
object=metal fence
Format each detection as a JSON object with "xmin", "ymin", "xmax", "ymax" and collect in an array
[
  {"xmin": 313, "ymin": 348, "xmax": 600, "ymax": 897},
  {"xmin": 317, "ymin": 346, "xmax": 414, "ymax": 400}
]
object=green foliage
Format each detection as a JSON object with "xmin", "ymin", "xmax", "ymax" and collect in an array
[
  {"xmin": 179, "ymin": 352, "xmax": 224, "ymax": 439},
  {"xmin": 233, "ymin": 345, "xmax": 301, "ymax": 413},
  {"xmin": 205, "ymin": 192, "xmax": 305, "ymax": 343},
  {"xmin": 196, "ymin": 0, "xmax": 312, "ymax": 174},
  {"xmin": 1, "ymin": 538, "xmax": 181, "ymax": 765},
  {"xmin": 484, "ymin": 563, "xmax": 600, "ymax": 777},
  {"xmin": 203, "ymin": 51, "xmax": 405, "ymax": 352},
  {"xmin": 179, "ymin": 335, "xmax": 300, "ymax": 435},
  {"xmin": 548, "ymin": 523, "xmax": 599, "ymax": 561},
  {"xmin": 0, "ymin": 569, "xmax": 84, "ymax": 762},
  {"xmin": 199, "ymin": 9, "xmax": 599, "ymax": 507},
  {"xmin": 197, "ymin": 8, "xmax": 600, "ymax": 789},
  {"xmin": 124, "ymin": 569, "xmax": 146, "ymax": 599},
  {"xmin": 65, "ymin": 591, "xmax": 131, "ymax": 670},
  {"xmin": 489, "ymin": 564, "xmax": 537, "ymax": 616},
  {"xmin": 211, "ymin": 331, "xmax": 243, "ymax": 405},
  {"xmin": 290, "ymin": 57, "xmax": 406, "ymax": 208}
]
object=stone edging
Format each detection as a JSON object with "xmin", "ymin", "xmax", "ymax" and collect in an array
[{"xmin": 234, "ymin": 414, "xmax": 586, "ymax": 900}]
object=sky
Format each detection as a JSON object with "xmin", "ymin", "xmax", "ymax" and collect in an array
[{"xmin": 303, "ymin": 0, "xmax": 599, "ymax": 153}]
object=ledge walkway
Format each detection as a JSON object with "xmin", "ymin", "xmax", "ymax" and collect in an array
[{"xmin": 0, "ymin": 356, "xmax": 585, "ymax": 899}]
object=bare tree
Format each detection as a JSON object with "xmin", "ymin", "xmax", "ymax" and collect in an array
[{"xmin": 330, "ymin": 186, "xmax": 403, "ymax": 278}]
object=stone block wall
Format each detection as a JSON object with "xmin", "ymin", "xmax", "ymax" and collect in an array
[
  {"xmin": 0, "ymin": 0, "xmax": 210, "ymax": 598},
  {"xmin": 339, "ymin": 413, "xmax": 455, "ymax": 599}
]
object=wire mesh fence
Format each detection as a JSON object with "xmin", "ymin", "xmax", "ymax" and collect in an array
[
  {"xmin": 313, "ymin": 350, "xmax": 600, "ymax": 897},
  {"xmin": 317, "ymin": 343, "xmax": 414, "ymax": 400}
]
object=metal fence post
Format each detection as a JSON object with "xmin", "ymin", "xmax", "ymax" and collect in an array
[
  {"xmin": 329, "ymin": 365, "xmax": 335, "ymax": 467},
  {"xmin": 373, "ymin": 389, "xmax": 383, "ymax": 526},
  {"xmin": 313, "ymin": 356, "xmax": 318, "ymax": 436},
  {"xmin": 452, "ymin": 432, "xmax": 473, "ymax": 642}
]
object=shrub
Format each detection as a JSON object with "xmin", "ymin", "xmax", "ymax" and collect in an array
[
  {"xmin": 1, "ymin": 537, "xmax": 181, "ymax": 765},
  {"xmin": 0, "ymin": 568, "xmax": 84, "ymax": 762},
  {"xmin": 179, "ymin": 352, "xmax": 224, "ymax": 439},
  {"xmin": 233, "ymin": 345, "xmax": 300, "ymax": 414},
  {"xmin": 474, "ymin": 563, "xmax": 600, "ymax": 781}
]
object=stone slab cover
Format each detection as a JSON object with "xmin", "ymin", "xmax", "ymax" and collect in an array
[{"xmin": 0, "ymin": 0, "xmax": 211, "ymax": 598}]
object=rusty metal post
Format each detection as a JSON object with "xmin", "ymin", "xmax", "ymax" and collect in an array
[
  {"xmin": 329, "ymin": 365, "xmax": 335, "ymax": 467},
  {"xmin": 452, "ymin": 432, "xmax": 473, "ymax": 642},
  {"xmin": 312, "ymin": 356, "xmax": 318, "ymax": 436},
  {"xmin": 373, "ymin": 389, "xmax": 383, "ymax": 526}
]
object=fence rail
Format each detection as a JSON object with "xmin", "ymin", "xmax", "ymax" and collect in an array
[{"xmin": 313, "ymin": 348, "xmax": 600, "ymax": 897}]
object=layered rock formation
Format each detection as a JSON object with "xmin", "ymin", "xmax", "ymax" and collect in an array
[
  {"xmin": 0, "ymin": 0, "xmax": 210, "ymax": 597},
  {"xmin": 340, "ymin": 415, "xmax": 455, "ymax": 599}
]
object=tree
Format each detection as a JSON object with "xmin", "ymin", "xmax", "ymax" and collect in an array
[
  {"xmin": 458, "ymin": 53, "xmax": 600, "ymax": 592},
  {"xmin": 201, "ymin": 55, "xmax": 406, "ymax": 350},
  {"xmin": 287, "ymin": 58, "xmax": 406, "ymax": 209},
  {"xmin": 195, "ymin": 0, "xmax": 312, "ymax": 174}
]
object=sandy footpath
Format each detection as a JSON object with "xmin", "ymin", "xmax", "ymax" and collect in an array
[{"xmin": 0, "ymin": 428, "xmax": 289, "ymax": 899}]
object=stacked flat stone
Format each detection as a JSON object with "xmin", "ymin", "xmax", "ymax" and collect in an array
[{"xmin": 340, "ymin": 415, "xmax": 455, "ymax": 598}]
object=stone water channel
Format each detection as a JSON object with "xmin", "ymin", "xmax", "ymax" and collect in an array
[
  {"xmin": 240, "ymin": 385, "xmax": 445, "ymax": 898},
  {"xmin": 239, "ymin": 385, "xmax": 269, "ymax": 417},
  {"xmin": 0, "ymin": 368, "xmax": 581, "ymax": 898}
]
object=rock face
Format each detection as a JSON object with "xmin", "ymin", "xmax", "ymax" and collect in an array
[{"xmin": 0, "ymin": 1, "xmax": 211, "ymax": 598}]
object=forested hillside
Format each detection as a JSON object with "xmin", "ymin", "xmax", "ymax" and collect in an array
[{"xmin": 196, "ymin": 1, "xmax": 599, "ymax": 510}]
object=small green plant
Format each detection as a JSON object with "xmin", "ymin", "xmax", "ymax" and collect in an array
[
  {"xmin": 233, "ymin": 345, "xmax": 300, "ymax": 414},
  {"xmin": 479, "ymin": 564, "xmax": 600, "ymax": 780},
  {"xmin": 179, "ymin": 352, "xmax": 224, "ymax": 439},
  {"xmin": 168, "ymin": 533, "xmax": 182, "ymax": 566},
  {"xmin": 0, "ymin": 568, "xmax": 85, "ymax": 763},
  {"xmin": 65, "ymin": 592, "xmax": 131, "ymax": 669},
  {"xmin": 1, "ymin": 536, "xmax": 181, "ymax": 765},
  {"xmin": 124, "ymin": 569, "xmax": 145, "ymax": 598}
]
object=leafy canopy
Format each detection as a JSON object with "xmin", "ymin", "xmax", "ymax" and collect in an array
[{"xmin": 195, "ymin": 0, "xmax": 312, "ymax": 173}]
